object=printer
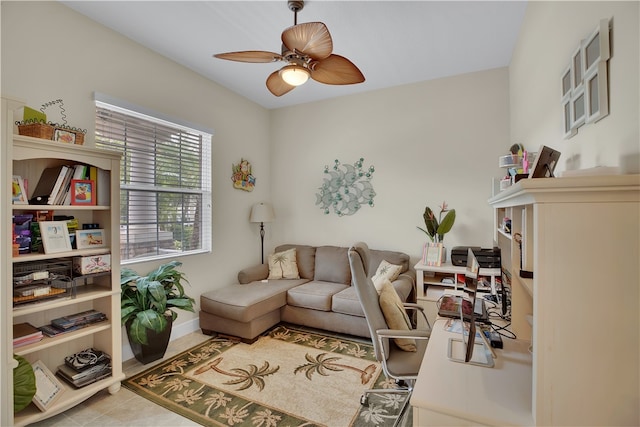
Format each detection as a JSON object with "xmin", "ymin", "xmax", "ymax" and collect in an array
[{"xmin": 451, "ymin": 246, "xmax": 501, "ymax": 268}]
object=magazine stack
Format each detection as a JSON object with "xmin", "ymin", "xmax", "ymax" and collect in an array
[
  {"xmin": 57, "ymin": 348, "xmax": 112, "ymax": 388},
  {"xmin": 49, "ymin": 309, "xmax": 107, "ymax": 331}
]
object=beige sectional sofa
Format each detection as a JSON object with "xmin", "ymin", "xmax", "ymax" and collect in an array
[{"xmin": 199, "ymin": 244, "xmax": 416, "ymax": 342}]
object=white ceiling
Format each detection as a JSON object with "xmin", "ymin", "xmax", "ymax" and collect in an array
[{"xmin": 61, "ymin": 1, "xmax": 527, "ymax": 110}]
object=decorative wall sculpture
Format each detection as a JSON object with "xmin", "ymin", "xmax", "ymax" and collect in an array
[
  {"xmin": 231, "ymin": 158, "xmax": 255, "ymax": 192},
  {"xmin": 315, "ymin": 158, "xmax": 376, "ymax": 216}
]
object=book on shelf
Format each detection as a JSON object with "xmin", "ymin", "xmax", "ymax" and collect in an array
[
  {"xmin": 57, "ymin": 363, "xmax": 112, "ymax": 388},
  {"xmin": 58, "ymin": 348, "xmax": 113, "ymax": 388},
  {"xmin": 39, "ymin": 323, "xmax": 82, "ymax": 337},
  {"xmin": 50, "ymin": 309, "xmax": 107, "ymax": 330},
  {"xmin": 13, "ymin": 322, "xmax": 44, "ymax": 347}
]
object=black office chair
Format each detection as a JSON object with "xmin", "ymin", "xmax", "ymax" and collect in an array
[{"xmin": 348, "ymin": 242, "xmax": 430, "ymax": 426}]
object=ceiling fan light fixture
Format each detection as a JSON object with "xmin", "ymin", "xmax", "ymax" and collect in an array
[{"xmin": 280, "ymin": 64, "xmax": 310, "ymax": 86}]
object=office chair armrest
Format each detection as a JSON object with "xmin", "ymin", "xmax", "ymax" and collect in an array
[
  {"xmin": 403, "ymin": 303, "xmax": 431, "ymax": 331},
  {"xmin": 403, "ymin": 303, "xmax": 424, "ymax": 311},
  {"xmin": 377, "ymin": 329, "xmax": 431, "ymax": 340}
]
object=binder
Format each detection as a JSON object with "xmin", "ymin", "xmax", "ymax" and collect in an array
[{"xmin": 30, "ymin": 165, "xmax": 68, "ymax": 205}]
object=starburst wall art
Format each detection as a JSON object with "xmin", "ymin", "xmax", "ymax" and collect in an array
[{"xmin": 315, "ymin": 158, "xmax": 376, "ymax": 216}]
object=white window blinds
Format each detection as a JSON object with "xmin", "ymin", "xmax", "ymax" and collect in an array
[{"xmin": 95, "ymin": 101, "xmax": 212, "ymax": 263}]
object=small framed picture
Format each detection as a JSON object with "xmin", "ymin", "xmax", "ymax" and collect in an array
[
  {"xmin": 31, "ymin": 360, "xmax": 65, "ymax": 411},
  {"xmin": 12, "ymin": 175, "xmax": 28, "ymax": 205},
  {"xmin": 39, "ymin": 221, "xmax": 72, "ymax": 254},
  {"xmin": 425, "ymin": 242, "xmax": 444, "ymax": 267},
  {"xmin": 53, "ymin": 128, "xmax": 76, "ymax": 144},
  {"xmin": 76, "ymin": 229, "xmax": 106, "ymax": 249},
  {"xmin": 70, "ymin": 180, "xmax": 96, "ymax": 206}
]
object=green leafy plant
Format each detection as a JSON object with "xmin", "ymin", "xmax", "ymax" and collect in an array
[
  {"xmin": 417, "ymin": 201, "xmax": 456, "ymax": 243},
  {"xmin": 121, "ymin": 260, "xmax": 195, "ymax": 345},
  {"xmin": 13, "ymin": 354, "xmax": 36, "ymax": 413}
]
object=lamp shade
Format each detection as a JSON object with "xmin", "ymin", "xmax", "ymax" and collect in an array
[
  {"xmin": 250, "ymin": 202, "xmax": 275, "ymax": 223},
  {"xmin": 280, "ymin": 64, "xmax": 310, "ymax": 86}
]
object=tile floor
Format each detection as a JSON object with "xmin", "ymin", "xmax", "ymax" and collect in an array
[{"xmin": 28, "ymin": 330, "xmax": 412, "ymax": 427}]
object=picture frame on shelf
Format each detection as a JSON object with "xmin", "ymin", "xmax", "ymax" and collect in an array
[
  {"xmin": 70, "ymin": 179, "xmax": 96, "ymax": 206},
  {"xmin": 31, "ymin": 360, "xmax": 65, "ymax": 411},
  {"xmin": 39, "ymin": 221, "xmax": 72, "ymax": 254},
  {"xmin": 424, "ymin": 242, "xmax": 444, "ymax": 267},
  {"xmin": 53, "ymin": 128, "xmax": 76, "ymax": 144},
  {"xmin": 76, "ymin": 229, "xmax": 106, "ymax": 249},
  {"xmin": 12, "ymin": 175, "xmax": 28, "ymax": 204}
]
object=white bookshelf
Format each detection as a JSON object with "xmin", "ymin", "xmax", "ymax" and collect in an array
[{"xmin": 1, "ymin": 97, "xmax": 124, "ymax": 426}]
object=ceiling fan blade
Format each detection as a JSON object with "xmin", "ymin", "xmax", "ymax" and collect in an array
[
  {"xmin": 310, "ymin": 54, "xmax": 365, "ymax": 85},
  {"xmin": 282, "ymin": 22, "xmax": 332, "ymax": 60},
  {"xmin": 214, "ymin": 51, "xmax": 283, "ymax": 63},
  {"xmin": 266, "ymin": 70, "xmax": 296, "ymax": 97}
]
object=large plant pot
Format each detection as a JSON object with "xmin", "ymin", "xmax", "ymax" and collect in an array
[{"xmin": 126, "ymin": 316, "xmax": 172, "ymax": 364}]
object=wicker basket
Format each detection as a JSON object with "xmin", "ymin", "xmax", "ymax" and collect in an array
[
  {"xmin": 17, "ymin": 122, "xmax": 85, "ymax": 145},
  {"xmin": 17, "ymin": 122, "xmax": 55, "ymax": 140}
]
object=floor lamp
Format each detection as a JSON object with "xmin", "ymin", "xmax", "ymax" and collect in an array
[{"xmin": 250, "ymin": 202, "xmax": 275, "ymax": 264}]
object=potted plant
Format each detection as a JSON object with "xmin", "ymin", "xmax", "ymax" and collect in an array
[
  {"xmin": 121, "ymin": 260, "xmax": 195, "ymax": 364},
  {"xmin": 417, "ymin": 201, "xmax": 456, "ymax": 243}
]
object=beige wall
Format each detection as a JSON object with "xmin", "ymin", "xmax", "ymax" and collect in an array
[
  {"xmin": 510, "ymin": 1, "xmax": 639, "ymax": 174},
  {"xmin": 270, "ymin": 68, "xmax": 510, "ymax": 256},
  {"xmin": 1, "ymin": 1, "xmax": 273, "ymax": 332}
]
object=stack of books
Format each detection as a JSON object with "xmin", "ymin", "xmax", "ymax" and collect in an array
[
  {"xmin": 57, "ymin": 348, "xmax": 112, "ymax": 388},
  {"xmin": 50, "ymin": 309, "xmax": 107, "ymax": 331},
  {"xmin": 13, "ymin": 322, "xmax": 44, "ymax": 348}
]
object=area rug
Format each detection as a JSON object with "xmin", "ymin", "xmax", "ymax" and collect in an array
[{"xmin": 124, "ymin": 324, "xmax": 409, "ymax": 426}]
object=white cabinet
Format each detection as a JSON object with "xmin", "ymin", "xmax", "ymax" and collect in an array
[
  {"xmin": 1, "ymin": 97, "xmax": 124, "ymax": 426},
  {"xmin": 489, "ymin": 175, "xmax": 639, "ymax": 425}
]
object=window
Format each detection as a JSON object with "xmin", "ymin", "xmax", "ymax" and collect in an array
[{"xmin": 95, "ymin": 100, "xmax": 212, "ymax": 263}]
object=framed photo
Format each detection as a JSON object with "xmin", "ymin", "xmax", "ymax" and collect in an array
[
  {"xmin": 584, "ymin": 18, "xmax": 610, "ymax": 74},
  {"xmin": 70, "ymin": 180, "xmax": 96, "ymax": 206},
  {"xmin": 585, "ymin": 61, "xmax": 609, "ymax": 124},
  {"xmin": 424, "ymin": 242, "xmax": 444, "ymax": 267},
  {"xmin": 76, "ymin": 229, "xmax": 106, "ymax": 249},
  {"xmin": 53, "ymin": 128, "xmax": 76, "ymax": 144},
  {"xmin": 39, "ymin": 221, "xmax": 73, "ymax": 254},
  {"xmin": 12, "ymin": 175, "xmax": 28, "ymax": 204},
  {"xmin": 31, "ymin": 360, "xmax": 65, "ymax": 411}
]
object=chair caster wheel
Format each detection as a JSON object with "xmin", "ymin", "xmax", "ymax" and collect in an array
[{"xmin": 360, "ymin": 394, "xmax": 369, "ymax": 406}]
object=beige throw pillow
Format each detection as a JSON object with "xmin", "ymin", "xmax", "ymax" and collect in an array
[
  {"xmin": 372, "ymin": 260, "xmax": 403, "ymax": 293},
  {"xmin": 379, "ymin": 280, "xmax": 417, "ymax": 352},
  {"xmin": 268, "ymin": 248, "xmax": 300, "ymax": 279}
]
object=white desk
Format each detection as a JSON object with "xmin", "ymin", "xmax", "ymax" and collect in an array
[{"xmin": 411, "ymin": 319, "xmax": 534, "ymax": 426}]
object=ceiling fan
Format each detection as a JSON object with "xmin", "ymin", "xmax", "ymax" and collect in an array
[{"xmin": 214, "ymin": 0, "xmax": 365, "ymax": 97}]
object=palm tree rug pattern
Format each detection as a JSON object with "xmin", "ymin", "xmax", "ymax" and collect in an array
[{"xmin": 123, "ymin": 324, "xmax": 409, "ymax": 426}]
